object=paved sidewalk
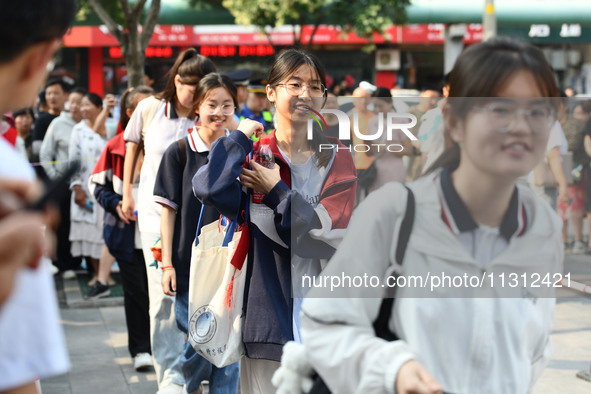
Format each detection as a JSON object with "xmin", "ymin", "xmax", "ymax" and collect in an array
[
  {"xmin": 41, "ymin": 306, "xmax": 158, "ymax": 394},
  {"xmin": 42, "ymin": 255, "xmax": 591, "ymax": 393}
]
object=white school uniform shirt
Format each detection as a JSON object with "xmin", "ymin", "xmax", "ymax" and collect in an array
[
  {"xmin": 124, "ymin": 97, "xmax": 196, "ymax": 234},
  {"xmin": 301, "ymin": 170, "xmax": 563, "ymax": 394},
  {"xmin": 0, "ymin": 138, "xmax": 70, "ymax": 390}
]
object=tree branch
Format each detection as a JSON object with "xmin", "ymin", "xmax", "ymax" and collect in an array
[
  {"xmin": 263, "ymin": 28, "xmax": 278, "ymax": 54},
  {"xmin": 141, "ymin": 0, "xmax": 161, "ymax": 50},
  {"xmin": 120, "ymin": 0, "xmax": 131, "ymax": 17},
  {"xmin": 88, "ymin": 0, "xmax": 123, "ymax": 42},
  {"xmin": 132, "ymin": 0, "xmax": 148, "ymax": 17},
  {"xmin": 307, "ymin": 15, "xmax": 323, "ymax": 49}
]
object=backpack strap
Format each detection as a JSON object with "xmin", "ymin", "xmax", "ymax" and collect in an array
[{"xmin": 372, "ymin": 185, "xmax": 415, "ymax": 341}]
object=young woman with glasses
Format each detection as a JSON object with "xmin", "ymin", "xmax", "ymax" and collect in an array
[
  {"xmin": 300, "ymin": 36, "xmax": 563, "ymax": 394},
  {"xmin": 154, "ymin": 73, "xmax": 240, "ymax": 394},
  {"xmin": 193, "ymin": 48, "xmax": 357, "ymax": 393}
]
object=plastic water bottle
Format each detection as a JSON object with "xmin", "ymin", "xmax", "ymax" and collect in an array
[{"xmin": 252, "ymin": 144, "xmax": 274, "ymax": 203}]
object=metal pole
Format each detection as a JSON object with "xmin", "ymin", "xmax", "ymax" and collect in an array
[{"xmin": 483, "ymin": 0, "xmax": 497, "ymax": 41}]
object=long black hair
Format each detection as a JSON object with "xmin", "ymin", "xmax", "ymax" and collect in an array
[{"xmin": 158, "ymin": 48, "xmax": 216, "ymax": 104}]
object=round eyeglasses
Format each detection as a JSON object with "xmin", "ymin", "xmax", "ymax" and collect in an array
[
  {"xmin": 203, "ymin": 104, "xmax": 236, "ymax": 116},
  {"xmin": 471, "ymin": 100, "xmax": 556, "ymax": 134},
  {"xmin": 275, "ymin": 82, "xmax": 326, "ymax": 98}
]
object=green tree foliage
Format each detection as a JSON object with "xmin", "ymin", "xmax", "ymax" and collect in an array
[
  {"xmin": 221, "ymin": 0, "xmax": 411, "ymax": 48},
  {"xmin": 78, "ymin": 0, "xmax": 162, "ymax": 88}
]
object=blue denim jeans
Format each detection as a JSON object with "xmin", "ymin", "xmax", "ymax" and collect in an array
[{"xmin": 175, "ymin": 290, "xmax": 239, "ymax": 393}]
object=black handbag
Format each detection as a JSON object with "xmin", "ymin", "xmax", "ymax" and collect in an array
[{"xmin": 309, "ymin": 185, "xmax": 415, "ymax": 393}]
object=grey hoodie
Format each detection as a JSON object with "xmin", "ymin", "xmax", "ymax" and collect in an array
[{"xmin": 39, "ymin": 111, "xmax": 76, "ymax": 180}]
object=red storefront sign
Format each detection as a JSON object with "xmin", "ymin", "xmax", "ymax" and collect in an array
[
  {"xmin": 193, "ymin": 28, "xmax": 293, "ymax": 46},
  {"xmin": 63, "ymin": 25, "xmax": 193, "ymax": 47},
  {"xmin": 63, "ymin": 23, "xmax": 484, "ymax": 48}
]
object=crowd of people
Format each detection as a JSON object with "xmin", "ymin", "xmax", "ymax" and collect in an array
[{"xmin": 0, "ymin": 1, "xmax": 588, "ymax": 394}]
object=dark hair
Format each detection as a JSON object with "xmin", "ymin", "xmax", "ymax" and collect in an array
[
  {"xmin": 426, "ymin": 36, "xmax": 560, "ymax": 174},
  {"xmin": 191, "ymin": 73, "xmax": 238, "ymax": 116},
  {"xmin": 268, "ymin": 49, "xmax": 327, "ymax": 88},
  {"xmin": 268, "ymin": 49, "xmax": 331, "ymax": 167},
  {"xmin": 70, "ymin": 87, "xmax": 88, "ymax": 96},
  {"xmin": 371, "ymin": 87, "xmax": 393, "ymax": 104},
  {"xmin": 144, "ymin": 63, "xmax": 155, "ymax": 80},
  {"xmin": 12, "ymin": 107, "xmax": 35, "ymax": 121},
  {"xmin": 0, "ymin": 0, "xmax": 76, "ymax": 64},
  {"xmin": 84, "ymin": 93, "xmax": 103, "ymax": 109},
  {"xmin": 37, "ymin": 90, "xmax": 47, "ymax": 107},
  {"xmin": 45, "ymin": 78, "xmax": 68, "ymax": 93},
  {"xmin": 158, "ymin": 48, "xmax": 216, "ymax": 103},
  {"xmin": 120, "ymin": 85, "xmax": 154, "ymax": 129}
]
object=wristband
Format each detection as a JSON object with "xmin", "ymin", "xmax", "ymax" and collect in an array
[{"xmin": 161, "ymin": 266, "xmax": 175, "ymax": 271}]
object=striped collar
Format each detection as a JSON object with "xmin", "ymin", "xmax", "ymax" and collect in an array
[
  {"xmin": 164, "ymin": 100, "xmax": 195, "ymax": 120},
  {"xmin": 164, "ymin": 101, "xmax": 178, "ymax": 119},
  {"xmin": 439, "ymin": 167, "xmax": 527, "ymax": 241},
  {"xmin": 187, "ymin": 127, "xmax": 230, "ymax": 153}
]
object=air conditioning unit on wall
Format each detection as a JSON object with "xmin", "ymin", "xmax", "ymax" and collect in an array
[{"xmin": 375, "ymin": 49, "xmax": 401, "ymax": 70}]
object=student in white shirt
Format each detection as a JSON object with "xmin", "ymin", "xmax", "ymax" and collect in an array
[
  {"xmin": 121, "ymin": 48, "xmax": 216, "ymax": 394},
  {"xmin": 301, "ymin": 36, "xmax": 563, "ymax": 394}
]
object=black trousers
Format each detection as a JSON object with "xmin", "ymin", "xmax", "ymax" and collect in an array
[
  {"xmin": 54, "ymin": 191, "xmax": 81, "ymax": 272},
  {"xmin": 119, "ymin": 249, "xmax": 151, "ymax": 357}
]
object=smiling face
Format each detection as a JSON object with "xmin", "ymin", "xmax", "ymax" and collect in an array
[
  {"xmin": 81, "ymin": 96, "xmax": 101, "ymax": 123},
  {"xmin": 267, "ymin": 63, "xmax": 324, "ymax": 127},
  {"xmin": 448, "ymin": 69, "xmax": 552, "ymax": 181},
  {"xmin": 198, "ymin": 87, "xmax": 235, "ymax": 133},
  {"xmin": 67, "ymin": 92, "xmax": 84, "ymax": 123}
]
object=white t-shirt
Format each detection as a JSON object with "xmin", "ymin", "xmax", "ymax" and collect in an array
[
  {"xmin": 277, "ymin": 146, "xmax": 334, "ymax": 343},
  {"xmin": 0, "ymin": 138, "xmax": 70, "ymax": 390},
  {"xmin": 124, "ymin": 97, "xmax": 196, "ymax": 233}
]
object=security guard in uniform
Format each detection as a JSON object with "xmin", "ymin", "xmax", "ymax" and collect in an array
[{"xmin": 238, "ymin": 78, "xmax": 274, "ymax": 138}]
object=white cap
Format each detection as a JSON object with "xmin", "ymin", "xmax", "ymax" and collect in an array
[{"xmin": 359, "ymin": 81, "xmax": 377, "ymax": 94}]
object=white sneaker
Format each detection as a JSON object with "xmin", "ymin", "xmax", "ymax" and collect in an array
[
  {"xmin": 133, "ymin": 352, "xmax": 153, "ymax": 371},
  {"xmin": 572, "ymin": 241, "xmax": 586, "ymax": 254},
  {"xmin": 62, "ymin": 270, "xmax": 76, "ymax": 280}
]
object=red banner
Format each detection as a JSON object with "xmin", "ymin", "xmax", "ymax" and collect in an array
[{"xmin": 64, "ymin": 23, "xmax": 484, "ymax": 48}]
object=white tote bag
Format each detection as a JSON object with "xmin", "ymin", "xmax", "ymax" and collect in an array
[{"xmin": 188, "ymin": 206, "xmax": 249, "ymax": 368}]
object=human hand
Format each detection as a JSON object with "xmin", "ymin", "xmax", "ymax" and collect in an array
[
  {"xmin": 0, "ymin": 211, "xmax": 47, "ymax": 305},
  {"xmin": 161, "ymin": 267, "xmax": 176, "ymax": 296},
  {"xmin": 121, "ymin": 193, "xmax": 136, "ymax": 221},
  {"xmin": 558, "ymin": 184, "xmax": 569, "ymax": 204},
  {"xmin": 104, "ymin": 94, "xmax": 117, "ymax": 110},
  {"xmin": 115, "ymin": 201, "xmax": 130, "ymax": 224},
  {"xmin": 73, "ymin": 185, "xmax": 86, "ymax": 207},
  {"xmin": 237, "ymin": 119, "xmax": 264, "ymax": 139},
  {"xmin": 239, "ymin": 161, "xmax": 281, "ymax": 194},
  {"xmin": 396, "ymin": 360, "xmax": 443, "ymax": 394}
]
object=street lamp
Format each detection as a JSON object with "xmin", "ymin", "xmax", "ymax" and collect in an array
[{"xmin": 483, "ymin": 0, "xmax": 497, "ymax": 41}]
